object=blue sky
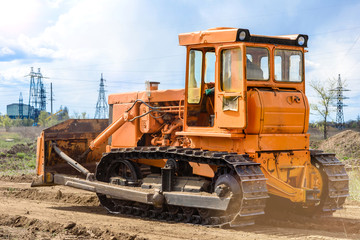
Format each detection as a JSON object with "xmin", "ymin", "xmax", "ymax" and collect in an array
[{"xmin": 0, "ymin": 0, "xmax": 360, "ymax": 122}]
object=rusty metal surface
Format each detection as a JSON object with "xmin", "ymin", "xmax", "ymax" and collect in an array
[
  {"xmin": 43, "ymin": 119, "xmax": 108, "ymax": 140},
  {"xmin": 42, "ymin": 119, "xmax": 108, "ymax": 180}
]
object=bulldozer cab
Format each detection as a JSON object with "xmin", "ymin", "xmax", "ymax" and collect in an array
[
  {"xmin": 185, "ymin": 45, "xmax": 246, "ymax": 129},
  {"xmin": 179, "ymin": 28, "xmax": 307, "ymax": 132}
]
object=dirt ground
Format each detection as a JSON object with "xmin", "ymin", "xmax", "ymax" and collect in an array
[
  {"xmin": 0, "ymin": 175, "xmax": 358, "ymax": 240},
  {"xmin": 1, "ymin": 128, "xmax": 360, "ymax": 239},
  {"xmin": 319, "ymin": 130, "xmax": 360, "ymax": 160}
]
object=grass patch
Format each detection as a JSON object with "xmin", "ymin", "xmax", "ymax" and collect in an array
[
  {"xmin": 0, "ymin": 131, "xmax": 36, "ymax": 175},
  {"xmin": 0, "ymin": 152, "xmax": 36, "ymax": 173},
  {"xmin": 0, "ymin": 132, "xmax": 31, "ymax": 150},
  {"xmin": 16, "ymin": 152, "xmax": 26, "ymax": 159}
]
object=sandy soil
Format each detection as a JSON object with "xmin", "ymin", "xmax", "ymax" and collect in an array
[
  {"xmin": 318, "ymin": 130, "xmax": 360, "ymax": 160},
  {"xmin": 0, "ymin": 176, "xmax": 359, "ymax": 240}
]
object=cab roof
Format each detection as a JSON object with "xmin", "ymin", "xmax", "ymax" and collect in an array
[{"xmin": 178, "ymin": 27, "xmax": 308, "ymax": 47}]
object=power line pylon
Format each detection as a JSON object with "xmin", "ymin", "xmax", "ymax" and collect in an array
[
  {"xmin": 37, "ymin": 68, "xmax": 47, "ymax": 112},
  {"xmin": 94, "ymin": 73, "xmax": 108, "ymax": 119},
  {"xmin": 26, "ymin": 67, "xmax": 48, "ymax": 122},
  {"xmin": 27, "ymin": 67, "xmax": 38, "ymax": 119},
  {"xmin": 330, "ymin": 74, "xmax": 349, "ymax": 130}
]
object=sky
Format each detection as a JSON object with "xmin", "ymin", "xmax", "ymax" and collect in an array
[{"xmin": 0, "ymin": 0, "xmax": 360, "ymax": 122}]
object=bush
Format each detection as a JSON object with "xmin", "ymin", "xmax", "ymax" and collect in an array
[{"xmin": 0, "ymin": 115, "xmax": 12, "ymax": 132}]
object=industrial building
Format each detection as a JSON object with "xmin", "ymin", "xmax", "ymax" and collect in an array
[{"xmin": 6, "ymin": 103, "xmax": 33, "ymax": 119}]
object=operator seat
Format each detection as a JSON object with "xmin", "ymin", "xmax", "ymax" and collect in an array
[{"xmin": 246, "ymin": 59, "xmax": 264, "ymax": 80}]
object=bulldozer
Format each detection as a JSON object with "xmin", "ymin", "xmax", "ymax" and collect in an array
[{"xmin": 32, "ymin": 27, "xmax": 349, "ymax": 227}]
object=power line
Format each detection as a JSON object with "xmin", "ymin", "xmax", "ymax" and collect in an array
[{"xmin": 47, "ymin": 54, "xmax": 185, "ymax": 71}]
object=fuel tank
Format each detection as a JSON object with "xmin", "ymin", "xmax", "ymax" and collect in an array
[{"xmin": 246, "ymin": 88, "xmax": 309, "ymax": 134}]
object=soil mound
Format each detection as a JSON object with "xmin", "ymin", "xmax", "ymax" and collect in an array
[
  {"xmin": 0, "ymin": 174, "xmax": 35, "ymax": 183},
  {"xmin": 5, "ymin": 142, "xmax": 35, "ymax": 155},
  {"xmin": 0, "ymin": 213, "xmax": 145, "ymax": 240},
  {"xmin": 1, "ymin": 187, "xmax": 100, "ymax": 206},
  {"xmin": 319, "ymin": 130, "xmax": 360, "ymax": 159},
  {"xmin": 0, "ymin": 142, "xmax": 37, "ymax": 172}
]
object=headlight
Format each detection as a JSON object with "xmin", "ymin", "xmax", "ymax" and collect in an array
[
  {"xmin": 239, "ymin": 31, "xmax": 247, "ymax": 41},
  {"xmin": 297, "ymin": 36, "xmax": 305, "ymax": 46},
  {"xmin": 236, "ymin": 29, "xmax": 250, "ymax": 42}
]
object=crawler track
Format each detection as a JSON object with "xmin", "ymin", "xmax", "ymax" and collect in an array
[
  {"xmin": 95, "ymin": 146, "xmax": 269, "ymax": 227},
  {"xmin": 310, "ymin": 151, "xmax": 349, "ymax": 214}
]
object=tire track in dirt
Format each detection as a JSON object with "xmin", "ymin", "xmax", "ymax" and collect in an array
[{"xmin": 0, "ymin": 180, "xmax": 359, "ymax": 239}]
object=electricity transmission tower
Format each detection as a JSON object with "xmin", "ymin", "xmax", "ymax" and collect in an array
[
  {"xmin": 331, "ymin": 74, "xmax": 349, "ymax": 130},
  {"xmin": 94, "ymin": 73, "xmax": 108, "ymax": 119},
  {"xmin": 27, "ymin": 67, "xmax": 37, "ymax": 119},
  {"xmin": 26, "ymin": 67, "xmax": 48, "ymax": 121},
  {"xmin": 37, "ymin": 68, "xmax": 47, "ymax": 112}
]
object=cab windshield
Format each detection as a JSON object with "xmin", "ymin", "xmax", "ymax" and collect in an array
[{"xmin": 246, "ymin": 47, "xmax": 269, "ymax": 81}]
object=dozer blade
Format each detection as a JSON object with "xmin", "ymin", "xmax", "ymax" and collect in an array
[{"xmin": 32, "ymin": 119, "xmax": 108, "ymax": 186}]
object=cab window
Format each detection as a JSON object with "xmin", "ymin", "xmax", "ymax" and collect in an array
[
  {"xmin": 275, "ymin": 49, "xmax": 303, "ymax": 82},
  {"xmin": 186, "ymin": 48, "xmax": 216, "ymax": 127},
  {"xmin": 221, "ymin": 48, "xmax": 243, "ymax": 92},
  {"xmin": 187, "ymin": 50, "xmax": 202, "ymax": 104},
  {"xmin": 205, "ymin": 51, "xmax": 215, "ymax": 83},
  {"xmin": 246, "ymin": 47, "xmax": 269, "ymax": 81}
]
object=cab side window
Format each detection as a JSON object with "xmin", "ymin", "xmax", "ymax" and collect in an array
[{"xmin": 187, "ymin": 50, "xmax": 203, "ymax": 104}]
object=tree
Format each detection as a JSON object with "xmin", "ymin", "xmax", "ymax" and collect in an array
[
  {"xmin": 48, "ymin": 115, "xmax": 60, "ymax": 127},
  {"xmin": 12, "ymin": 117, "xmax": 23, "ymax": 127},
  {"xmin": 310, "ymin": 79, "xmax": 336, "ymax": 139},
  {"xmin": 38, "ymin": 111, "xmax": 49, "ymax": 127},
  {"xmin": 58, "ymin": 106, "xmax": 69, "ymax": 121},
  {"xmin": 81, "ymin": 112, "xmax": 87, "ymax": 119},
  {"xmin": 72, "ymin": 111, "xmax": 80, "ymax": 119},
  {"xmin": 22, "ymin": 118, "xmax": 34, "ymax": 126},
  {"xmin": 0, "ymin": 115, "xmax": 12, "ymax": 132}
]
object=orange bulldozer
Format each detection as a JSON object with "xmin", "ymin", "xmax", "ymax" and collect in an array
[{"xmin": 32, "ymin": 27, "xmax": 349, "ymax": 227}]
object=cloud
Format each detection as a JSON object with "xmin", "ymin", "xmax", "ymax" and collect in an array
[
  {"xmin": 0, "ymin": 0, "xmax": 360, "ymax": 121},
  {"xmin": 0, "ymin": 47, "xmax": 15, "ymax": 56}
]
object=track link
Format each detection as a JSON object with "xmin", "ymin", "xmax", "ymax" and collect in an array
[
  {"xmin": 310, "ymin": 151, "xmax": 349, "ymax": 214},
  {"xmin": 96, "ymin": 146, "xmax": 268, "ymax": 227}
]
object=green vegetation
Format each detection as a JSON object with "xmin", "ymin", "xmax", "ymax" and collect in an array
[
  {"xmin": 0, "ymin": 132, "xmax": 25, "ymax": 150},
  {"xmin": 0, "ymin": 131, "xmax": 36, "ymax": 175},
  {"xmin": 0, "ymin": 115, "xmax": 12, "ymax": 132},
  {"xmin": 16, "ymin": 152, "xmax": 26, "ymax": 158},
  {"xmin": 0, "ymin": 106, "xmax": 71, "ymax": 130}
]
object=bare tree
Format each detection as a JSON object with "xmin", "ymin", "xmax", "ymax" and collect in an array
[{"xmin": 310, "ymin": 79, "xmax": 336, "ymax": 139}]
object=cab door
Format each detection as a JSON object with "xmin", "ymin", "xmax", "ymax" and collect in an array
[{"xmin": 216, "ymin": 45, "xmax": 247, "ymax": 129}]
